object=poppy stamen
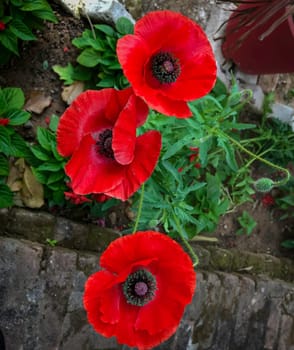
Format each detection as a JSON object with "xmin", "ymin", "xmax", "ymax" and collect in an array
[
  {"xmin": 151, "ymin": 52, "xmax": 181, "ymax": 84},
  {"xmin": 97, "ymin": 129, "xmax": 114, "ymax": 159},
  {"xmin": 123, "ymin": 269, "xmax": 157, "ymax": 306}
]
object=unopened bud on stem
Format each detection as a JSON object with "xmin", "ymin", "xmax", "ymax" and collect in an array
[{"xmin": 254, "ymin": 178, "xmax": 274, "ymax": 193}]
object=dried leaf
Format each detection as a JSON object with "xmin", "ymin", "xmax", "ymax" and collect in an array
[
  {"xmin": 6, "ymin": 158, "xmax": 25, "ymax": 191},
  {"xmin": 61, "ymin": 81, "xmax": 84, "ymax": 105},
  {"xmin": 6, "ymin": 158, "xmax": 44, "ymax": 208},
  {"xmin": 21, "ymin": 164, "xmax": 44, "ymax": 208},
  {"xmin": 24, "ymin": 91, "xmax": 52, "ymax": 114}
]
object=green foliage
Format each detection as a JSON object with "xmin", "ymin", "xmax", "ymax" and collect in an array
[
  {"xmin": 0, "ymin": 87, "xmax": 31, "ymax": 207},
  {"xmin": 45, "ymin": 238, "xmax": 57, "ymax": 247},
  {"xmin": 52, "ymin": 17, "xmax": 133, "ymax": 89},
  {"xmin": 0, "ymin": 0, "xmax": 57, "ymax": 65},
  {"xmin": 131, "ymin": 80, "xmax": 256, "ymax": 238},
  {"xmin": 281, "ymin": 240, "xmax": 294, "ymax": 249},
  {"xmin": 236, "ymin": 211, "xmax": 257, "ymax": 235},
  {"xmin": 29, "ymin": 115, "xmax": 68, "ymax": 206}
]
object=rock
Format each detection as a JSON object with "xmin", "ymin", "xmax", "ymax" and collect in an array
[
  {"xmin": 55, "ymin": 0, "xmax": 134, "ymax": 24},
  {"xmin": 268, "ymin": 103, "xmax": 294, "ymax": 131}
]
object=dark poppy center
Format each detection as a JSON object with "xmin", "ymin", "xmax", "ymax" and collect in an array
[
  {"xmin": 123, "ymin": 269, "xmax": 157, "ymax": 306},
  {"xmin": 97, "ymin": 129, "xmax": 114, "ymax": 159},
  {"xmin": 151, "ymin": 52, "xmax": 181, "ymax": 84}
]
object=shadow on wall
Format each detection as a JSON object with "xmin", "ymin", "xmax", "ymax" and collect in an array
[{"xmin": 0, "ymin": 329, "xmax": 5, "ymax": 350}]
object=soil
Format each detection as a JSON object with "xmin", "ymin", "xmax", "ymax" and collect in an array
[{"xmin": 0, "ymin": 2, "xmax": 293, "ymax": 260}]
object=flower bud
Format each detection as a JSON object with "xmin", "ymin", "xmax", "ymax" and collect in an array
[{"xmin": 254, "ymin": 178, "xmax": 274, "ymax": 193}]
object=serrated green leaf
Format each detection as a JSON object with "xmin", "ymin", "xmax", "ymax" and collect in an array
[
  {"xmin": 94, "ymin": 24, "xmax": 116, "ymax": 37},
  {"xmin": 77, "ymin": 48, "xmax": 101, "ymax": 67},
  {"xmin": 52, "ymin": 63, "xmax": 75, "ymax": 85},
  {"xmin": 31, "ymin": 9, "xmax": 57, "ymax": 23},
  {"xmin": 72, "ymin": 36, "xmax": 105, "ymax": 51},
  {"xmin": 30, "ymin": 145, "xmax": 51, "ymax": 161},
  {"xmin": 48, "ymin": 114, "xmax": 59, "ymax": 132},
  {"xmin": 96, "ymin": 76, "xmax": 116, "ymax": 88},
  {"xmin": 21, "ymin": 0, "xmax": 49, "ymax": 11},
  {"xmin": 0, "ymin": 87, "xmax": 25, "ymax": 114},
  {"xmin": 0, "ymin": 154, "xmax": 9, "ymax": 176},
  {"xmin": 0, "ymin": 126, "xmax": 11, "ymax": 155},
  {"xmin": 115, "ymin": 17, "xmax": 134, "ymax": 35},
  {"xmin": 0, "ymin": 184, "xmax": 13, "ymax": 208},
  {"xmin": 37, "ymin": 162, "xmax": 63, "ymax": 172},
  {"xmin": 9, "ymin": 132, "xmax": 29, "ymax": 157},
  {"xmin": 9, "ymin": 19, "xmax": 36, "ymax": 40},
  {"xmin": 31, "ymin": 167, "xmax": 48, "ymax": 184},
  {"xmin": 5, "ymin": 109, "xmax": 30, "ymax": 125},
  {"xmin": 36, "ymin": 127, "xmax": 52, "ymax": 151},
  {"xmin": 47, "ymin": 171, "xmax": 65, "ymax": 185},
  {"xmin": 0, "ymin": 30, "xmax": 18, "ymax": 55}
]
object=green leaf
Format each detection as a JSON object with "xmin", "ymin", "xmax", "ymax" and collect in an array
[
  {"xmin": 281, "ymin": 240, "xmax": 294, "ymax": 249},
  {"xmin": 217, "ymin": 137, "xmax": 238, "ymax": 171},
  {"xmin": 0, "ymin": 154, "xmax": 9, "ymax": 176},
  {"xmin": 0, "ymin": 184, "xmax": 13, "ymax": 208},
  {"xmin": 48, "ymin": 114, "xmax": 59, "ymax": 132},
  {"xmin": 0, "ymin": 126, "xmax": 11, "ymax": 155},
  {"xmin": 31, "ymin": 167, "xmax": 48, "ymax": 184},
  {"xmin": 77, "ymin": 48, "xmax": 101, "ymax": 67},
  {"xmin": 206, "ymin": 173, "xmax": 221, "ymax": 203},
  {"xmin": 47, "ymin": 171, "xmax": 65, "ymax": 185},
  {"xmin": 115, "ymin": 17, "xmax": 134, "ymax": 35},
  {"xmin": 9, "ymin": 19, "xmax": 36, "ymax": 40},
  {"xmin": 162, "ymin": 136, "xmax": 194, "ymax": 160},
  {"xmin": 30, "ymin": 145, "xmax": 51, "ymax": 161},
  {"xmin": 21, "ymin": 0, "xmax": 49, "ymax": 11},
  {"xmin": 94, "ymin": 24, "xmax": 116, "ymax": 37},
  {"xmin": 31, "ymin": 9, "xmax": 57, "ymax": 23},
  {"xmin": 0, "ymin": 87, "xmax": 25, "ymax": 114},
  {"xmin": 52, "ymin": 63, "xmax": 76, "ymax": 85},
  {"xmin": 96, "ymin": 76, "xmax": 116, "ymax": 88},
  {"xmin": 9, "ymin": 132, "xmax": 29, "ymax": 157},
  {"xmin": 50, "ymin": 140, "xmax": 64, "ymax": 161},
  {"xmin": 37, "ymin": 162, "xmax": 63, "ymax": 172},
  {"xmin": 0, "ymin": 30, "xmax": 19, "ymax": 55},
  {"xmin": 212, "ymin": 77, "xmax": 227, "ymax": 97},
  {"xmin": 72, "ymin": 36, "xmax": 105, "ymax": 51},
  {"xmin": 5, "ymin": 109, "xmax": 30, "ymax": 125},
  {"xmin": 36, "ymin": 127, "xmax": 52, "ymax": 151}
]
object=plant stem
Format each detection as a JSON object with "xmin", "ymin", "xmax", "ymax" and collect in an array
[
  {"xmin": 221, "ymin": 131, "xmax": 291, "ymax": 187},
  {"xmin": 172, "ymin": 211, "xmax": 199, "ymax": 267},
  {"xmin": 132, "ymin": 183, "xmax": 145, "ymax": 233}
]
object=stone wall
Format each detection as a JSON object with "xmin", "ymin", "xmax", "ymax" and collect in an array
[{"xmin": 0, "ymin": 209, "xmax": 294, "ymax": 350}]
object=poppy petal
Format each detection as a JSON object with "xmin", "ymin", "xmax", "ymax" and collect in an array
[
  {"xmin": 104, "ymin": 130, "xmax": 162, "ymax": 200},
  {"xmin": 83, "ymin": 270, "xmax": 119, "ymax": 337},
  {"xmin": 143, "ymin": 92, "xmax": 192, "ymax": 117},
  {"xmin": 117, "ymin": 35, "xmax": 149, "ymax": 90},
  {"xmin": 57, "ymin": 88, "xmax": 136, "ymax": 157},
  {"xmin": 65, "ymin": 133, "xmax": 124, "ymax": 195},
  {"xmin": 112, "ymin": 94, "xmax": 137, "ymax": 165}
]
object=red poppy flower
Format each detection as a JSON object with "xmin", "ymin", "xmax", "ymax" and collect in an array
[
  {"xmin": 57, "ymin": 88, "xmax": 161, "ymax": 201},
  {"xmin": 0, "ymin": 118, "xmax": 9, "ymax": 126},
  {"xmin": 0, "ymin": 21, "xmax": 5, "ymax": 31},
  {"xmin": 83, "ymin": 231, "xmax": 196, "ymax": 349},
  {"xmin": 117, "ymin": 10, "xmax": 217, "ymax": 118}
]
